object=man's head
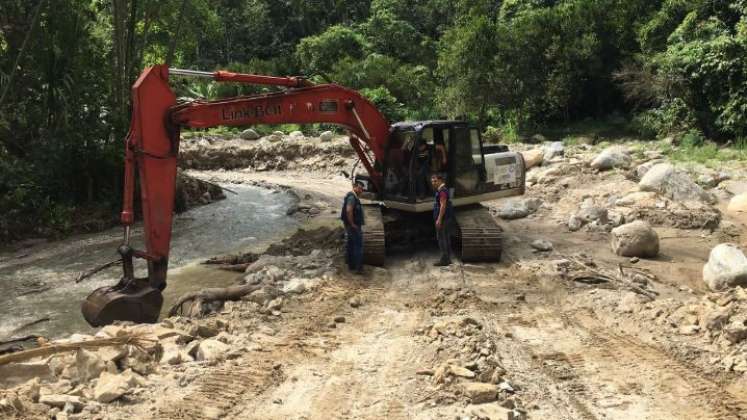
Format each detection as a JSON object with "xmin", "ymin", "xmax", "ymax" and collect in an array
[
  {"xmin": 431, "ymin": 174, "xmax": 444, "ymax": 189},
  {"xmin": 352, "ymin": 180, "xmax": 364, "ymax": 195}
]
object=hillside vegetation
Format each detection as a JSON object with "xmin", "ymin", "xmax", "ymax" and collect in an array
[{"xmin": 1, "ymin": 0, "xmax": 747, "ymax": 240}]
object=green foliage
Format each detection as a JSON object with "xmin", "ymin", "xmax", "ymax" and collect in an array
[
  {"xmin": 359, "ymin": 86, "xmax": 406, "ymax": 123},
  {"xmin": 5, "ymin": 0, "xmax": 747, "ymax": 242}
]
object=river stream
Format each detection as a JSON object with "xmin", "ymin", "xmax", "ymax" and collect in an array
[{"xmin": 0, "ymin": 184, "xmax": 297, "ymax": 340}]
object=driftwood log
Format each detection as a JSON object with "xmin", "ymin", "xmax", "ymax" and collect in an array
[
  {"xmin": 168, "ymin": 283, "xmax": 262, "ymax": 317},
  {"xmin": 0, "ymin": 335, "xmax": 153, "ymax": 366}
]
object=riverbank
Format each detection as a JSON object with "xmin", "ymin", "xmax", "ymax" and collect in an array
[{"xmin": 3, "ymin": 132, "xmax": 747, "ymax": 419}]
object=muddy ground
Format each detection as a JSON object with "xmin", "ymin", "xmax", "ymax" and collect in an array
[{"xmin": 2, "ymin": 133, "xmax": 747, "ymax": 420}]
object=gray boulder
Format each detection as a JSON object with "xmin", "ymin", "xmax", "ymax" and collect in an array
[
  {"xmin": 495, "ymin": 198, "xmax": 542, "ymax": 220},
  {"xmin": 531, "ymin": 239, "xmax": 553, "ymax": 252},
  {"xmin": 320, "ymin": 130, "xmax": 334, "ymax": 142},
  {"xmin": 590, "ymin": 147, "xmax": 631, "ymax": 170},
  {"xmin": 568, "ymin": 215, "xmax": 583, "ymax": 232},
  {"xmin": 610, "ymin": 221, "xmax": 659, "ymax": 258},
  {"xmin": 543, "ymin": 142, "xmax": 565, "ymax": 161},
  {"xmin": 703, "ymin": 244, "xmax": 747, "ymax": 291},
  {"xmin": 289, "ymin": 130, "xmax": 304, "ymax": 138},
  {"xmin": 639, "ymin": 163, "xmax": 714, "ymax": 203},
  {"xmin": 240, "ymin": 129, "xmax": 259, "ymax": 140}
]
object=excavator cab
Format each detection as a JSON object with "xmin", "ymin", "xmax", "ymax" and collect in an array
[{"xmin": 356, "ymin": 121, "xmax": 525, "ymax": 211}]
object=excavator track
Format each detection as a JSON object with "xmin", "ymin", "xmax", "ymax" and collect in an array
[
  {"xmin": 362, "ymin": 205, "xmax": 386, "ymax": 266},
  {"xmin": 455, "ymin": 205, "xmax": 503, "ymax": 262}
]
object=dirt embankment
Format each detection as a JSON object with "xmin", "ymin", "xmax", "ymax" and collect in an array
[{"xmin": 3, "ymin": 135, "xmax": 747, "ymax": 419}]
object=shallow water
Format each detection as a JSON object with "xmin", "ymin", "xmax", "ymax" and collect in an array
[{"xmin": 0, "ymin": 184, "xmax": 297, "ymax": 339}]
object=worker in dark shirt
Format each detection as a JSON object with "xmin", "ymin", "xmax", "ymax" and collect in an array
[
  {"xmin": 341, "ymin": 181, "xmax": 365, "ymax": 274},
  {"xmin": 431, "ymin": 173, "xmax": 453, "ymax": 266},
  {"xmin": 415, "ymin": 141, "xmax": 432, "ymax": 199}
]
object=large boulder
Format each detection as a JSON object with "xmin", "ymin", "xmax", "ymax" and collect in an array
[
  {"xmin": 319, "ymin": 130, "xmax": 334, "ymax": 142},
  {"xmin": 727, "ymin": 193, "xmax": 747, "ymax": 222},
  {"xmin": 610, "ymin": 220, "xmax": 659, "ymax": 258},
  {"xmin": 703, "ymin": 244, "xmax": 747, "ymax": 291},
  {"xmin": 289, "ymin": 130, "xmax": 304, "ymax": 139},
  {"xmin": 639, "ymin": 163, "xmax": 714, "ymax": 203},
  {"xmin": 543, "ymin": 142, "xmax": 565, "ymax": 161},
  {"xmin": 590, "ymin": 147, "xmax": 631, "ymax": 170},
  {"xmin": 521, "ymin": 149, "xmax": 544, "ymax": 169},
  {"xmin": 239, "ymin": 129, "xmax": 259, "ymax": 140}
]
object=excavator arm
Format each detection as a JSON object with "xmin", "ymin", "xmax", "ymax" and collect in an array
[{"xmin": 82, "ymin": 64, "xmax": 391, "ymax": 327}]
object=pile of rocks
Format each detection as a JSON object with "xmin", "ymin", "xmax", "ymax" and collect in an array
[{"xmin": 416, "ymin": 296, "xmax": 525, "ymax": 417}]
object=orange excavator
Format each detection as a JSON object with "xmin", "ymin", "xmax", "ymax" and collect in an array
[{"xmin": 81, "ymin": 65, "xmax": 526, "ymax": 327}]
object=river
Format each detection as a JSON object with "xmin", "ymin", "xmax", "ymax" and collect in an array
[{"xmin": 0, "ymin": 184, "xmax": 297, "ymax": 340}]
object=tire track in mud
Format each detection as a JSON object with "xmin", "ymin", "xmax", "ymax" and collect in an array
[
  {"xmin": 154, "ymin": 362, "xmax": 283, "ymax": 420},
  {"xmin": 561, "ymin": 311, "xmax": 747, "ymax": 420}
]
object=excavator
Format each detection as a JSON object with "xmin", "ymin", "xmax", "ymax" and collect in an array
[{"xmin": 81, "ymin": 65, "xmax": 526, "ymax": 327}]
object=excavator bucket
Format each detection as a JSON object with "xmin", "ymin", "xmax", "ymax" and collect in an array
[{"xmin": 81, "ymin": 278, "xmax": 163, "ymax": 327}]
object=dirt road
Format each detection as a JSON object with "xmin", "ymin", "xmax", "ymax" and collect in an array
[
  {"xmin": 125, "ymin": 169, "xmax": 746, "ymax": 420},
  {"xmin": 4, "ymin": 137, "xmax": 747, "ymax": 420}
]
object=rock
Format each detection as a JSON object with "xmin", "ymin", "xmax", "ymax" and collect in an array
[
  {"xmin": 576, "ymin": 206, "xmax": 608, "ymax": 225},
  {"xmin": 495, "ymin": 198, "xmax": 542, "ymax": 220},
  {"xmin": 723, "ymin": 317, "xmax": 747, "ymax": 344},
  {"xmin": 635, "ymin": 159, "xmax": 665, "ymax": 180},
  {"xmin": 93, "ymin": 370, "xmax": 142, "ymax": 403},
  {"xmin": 616, "ymin": 191, "xmax": 659, "ymax": 208},
  {"xmin": 39, "ymin": 395, "xmax": 83, "ymax": 411},
  {"xmin": 703, "ymin": 244, "xmax": 747, "ymax": 291},
  {"xmin": 568, "ymin": 215, "xmax": 583, "ymax": 232},
  {"xmin": 449, "ymin": 365, "xmax": 476, "ymax": 379},
  {"xmin": 530, "ymin": 239, "xmax": 553, "ymax": 252},
  {"xmin": 75, "ymin": 348, "xmax": 106, "ymax": 382},
  {"xmin": 240, "ymin": 129, "xmax": 260, "ymax": 140},
  {"xmin": 679, "ymin": 325, "xmax": 700, "ymax": 335},
  {"xmin": 703, "ymin": 308, "xmax": 732, "ymax": 331},
  {"xmin": 267, "ymin": 134, "xmax": 281, "ymax": 143},
  {"xmin": 520, "ymin": 149, "xmax": 544, "ymax": 169},
  {"xmin": 590, "ymin": 147, "xmax": 631, "ymax": 170},
  {"xmin": 460, "ymin": 382, "xmax": 498, "ymax": 403},
  {"xmin": 334, "ymin": 316, "xmax": 346, "ymax": 323},
  {"xmin": 320, "ymin": 130, "xmax": 334, "ymax": 142},
  {"xmin": 697, "ymin": 174, "xmax": 720, "ymax": 189},
  {"xmin": 349, "ymin": 297, "xmax": 362, "ymax": 308},
  {"xmin": 195, "ymin": 339, "xmax": 230, "ymax": 362},
  {"xmin": 0, "ymin": 362, "xmax": 53, "ymax": 387},
  {"xmin": 543, "ymin": 141, "xmax": 565, "ymax": 161},
  {"xmin": 610, "ymin": 220, "xmax": 659, "ymax": 258},
  {"xmin": 272, "ymin": 130, "xmax": 284, "ymax": 137},
  {"xmin": 289, "ymin": 130, "xmax": 304, "ymax": 138},
  {"xmin": 639, "ymin": 163, "xmax": 713, "ymax": 203},
  {"xmin": 727, "ymin": 193, "xmax": 747, "ymax": 221}
]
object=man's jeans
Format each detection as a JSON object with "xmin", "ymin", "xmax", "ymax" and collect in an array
[
  {"xmin": 345, "ymin": 226, "xmax": 364, "ymax": 271},
  {"xmin": 436, "ymin": 222, "xmax": 452, "ymax": 263}
]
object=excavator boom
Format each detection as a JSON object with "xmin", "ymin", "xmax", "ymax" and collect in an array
[{"xmin": 82, "ymin": 65, "xmax": 391, "ymax": 327}]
